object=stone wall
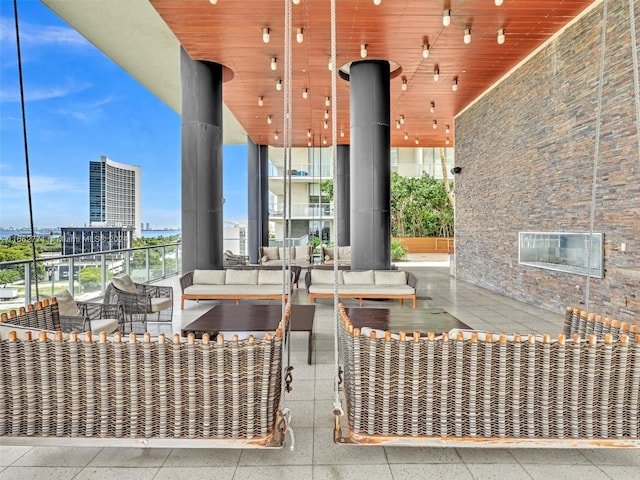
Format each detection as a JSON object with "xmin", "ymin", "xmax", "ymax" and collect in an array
[{"xmin": 455, "ymin": 0, "xmax": 640, "ymax": 318}]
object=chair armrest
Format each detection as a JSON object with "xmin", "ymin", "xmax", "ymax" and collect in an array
[
  {"xmin": 59, "ymin": 314, "xmax": 89, "ymax": 333},
  {"xmin": 406, "ymin": 272, "xmax": 418, "ymax": 289},
  {"xmin": 179, "ymin": 272, "xmax": 194, "ymax": 293},
  {"xmin": 113, "ymin": 289, "xmax": 152, "ymax": 314},
  {"xmin": 137, "ymin": 283, "xmax": 173, "ymax": 299},
  {"xmin": 77, "ymin": 301, "xmax": 122, "ymax": 322},
  {"xmin": 305, "ymin": 270, "xmax": 312, "ymax": 287}
]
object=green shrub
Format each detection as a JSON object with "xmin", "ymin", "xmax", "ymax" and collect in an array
[{"xmin": 390, "ymin": 238, "xmax": 408, "ymax": 261}]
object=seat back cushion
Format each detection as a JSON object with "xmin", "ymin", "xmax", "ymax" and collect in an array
[
  {"xmin": 311, "ymin": 269, "xmax": 344, "ymax": 284},
  {"xmin": 112, "ymin": 275, "xmax": 138, "ymax": 293},
  {"xmin": 44, "ymin": 289, "xmax": 79, "ymax": 316},
  {"xmin": 193, "ymin": 269, "xmax": 226, "ymax": 285},
  {"xmin": 263, "ymin": 246, "xmax": 279, "ymax": 260},
  {"xmin": 225, "ymin": 269, "xmax": 259, "ymax": 285},
  {"xmin": 337, "ymin": 246, "xmax": 351, "ymax": 259},
  {"xmin": 374, "ymin": 271, "xmax": 407, "ymax": 285},
  {"xmin": 343, "ymin": 270, "xmax": 374, "ymax": 285},
  {"xmin": 294, "ymin": 246, "xmax": 311, "ymax": 262},
  {"xmin": 278, "ymin": 246, "xmax": 294, "ymax": 260},
  {"xmin": 258, "ymin": 269, "xmax": 288, "ymax": 285}
]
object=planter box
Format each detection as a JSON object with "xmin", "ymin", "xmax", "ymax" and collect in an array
[{"xmin": 392, "ymin": 237, "xmax": 454, "ymax": 254}]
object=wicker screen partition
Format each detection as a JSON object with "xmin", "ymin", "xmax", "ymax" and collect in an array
[
  {"xmin": 335, "ymin": 305, "xmax": 640, "ymax": 447},
  {"xmin": 0, "ymin": 324, "xmax": 287, "ymax": 448}
]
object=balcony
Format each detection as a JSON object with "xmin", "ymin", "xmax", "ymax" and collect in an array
[
  {"xmin": 268, "ymin": 203, "xmax": 332, "ymax": 220},
  {"xmin": 268, "ymin": 163, "xmax": 332, "ymax": 179}
]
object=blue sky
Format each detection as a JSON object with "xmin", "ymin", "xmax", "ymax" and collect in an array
[{"xmin": 0, "ymin": 0, "xmax": 248, "ymax": 230}]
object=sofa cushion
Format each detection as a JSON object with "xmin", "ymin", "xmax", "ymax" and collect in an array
[
  {"xmin": 150, "ymin": 297, "xmax": 173, "ymax": 312},
  {"xmin": 311, "ymin": 269, "xmax": 343, "ymax": 285},
  {"xmin": 258, "ymin": 269, "xmax": 287, "ymax": 285},
  {"xmin": 263, "ymin": 247, "xmax": 279, "ymax": 260},
  {"xmin": 294, "ymin": 246, "xmax": 311, "ymax": 262},
  {"xmin": 322, "ymin": 246, "xmax": 334, "ymax": 260},
  {"xmin": 374, "ymin": 271, "xmax": 407, "ymax": 285},
  {"xmin": 343, "ymin": 270, "xmax": 374, "ymax": 285},
  {"xmin": 225, "ymin": 269, "xmax": 259, "ymax": 285},
  {"xmin": 193, "ymin": 269, "xmax": 226, "ymax": 285},
  {"xmin": 337, "ymin": 246, "xmax": 351, "ymax": 259},
  {"xmin": 261, "ymin": 255, "xmax": 269, "ymax": 263},
  {"xmin": 112, "ymin": 275, "xmax": 137, "ymax": 294},
  {"xmin": 44, "ymin": 289, "xmax": 80, "ymax": 316}
]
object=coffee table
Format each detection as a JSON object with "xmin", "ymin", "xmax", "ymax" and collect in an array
[
  {"xmin": 181, "ymin": 303, "xmax": 316, "ymax": 364},
  {"xmin": 345, "ymin": 307, "xmax": 470, "ymax": 335}
]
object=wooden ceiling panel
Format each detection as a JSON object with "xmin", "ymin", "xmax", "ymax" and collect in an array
[{"xmin": 150, "ymin": 0, "xmax": 596, "ymax": 147}]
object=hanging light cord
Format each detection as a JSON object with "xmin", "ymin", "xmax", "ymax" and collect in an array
[
  {"xmin": 13, "ymin": 0, "xmax": 39, "ymax": 301},
  {"xmin": 585, "ymin": 0, "xmax": 608, "ymax": 311}
]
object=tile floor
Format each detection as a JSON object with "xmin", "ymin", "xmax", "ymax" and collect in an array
[{"xmin": 1, "ymin": 262, "xmax": 638, "ymax": 479}]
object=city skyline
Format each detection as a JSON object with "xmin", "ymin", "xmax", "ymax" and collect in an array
[{"xmin": 0, "ymin": 1, "xmax": 248, "ymax": 230}]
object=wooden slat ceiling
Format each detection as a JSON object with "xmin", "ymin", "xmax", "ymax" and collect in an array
[{"xmin": 150, "ymin": 0, "xmax": 596, "ymax": 148}]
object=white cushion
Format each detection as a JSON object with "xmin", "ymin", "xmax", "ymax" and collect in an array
[
  {"xmin": 193, "ymin": 269, "xmax": 226, "ymax": 285},
  {"xmin": 44, "ymin": 289, "xmax": 79, "ymax": 316},
  {"xmin": 150, "ymin": 297, "xmax": 173, "ymax": 312},
  {"xmin": 225, "ymin": 269, "xmax": 258, "ymax": 285},
  {"xmin": 258, "ymin": 269, "xmax": 287, "ymax": 285},
  {"xmin": 337, "ymin": 246, "xmax": 351, "ymax": 259},
  {"xmin": 262, "ymin": 246, "xmax": 279, "ymax": 260},
  {"xmin": 374, "ymin": 271, "xmax": 407, "ymax": 285},
  {"xmin": 322, "ymin": 247, "xmax": 334, "ymax": 260},
  {"xmin": 112, "ymin": 275, "xmax": 137, "ymax": 293},
  {"xmin": 89, "ymin": 318, "xmax": 119, "ymax": 334},
  {"xmin": 261, "ymin": 255, "xmax": 269, "ymax": 263},
  {"xmin": 343, "ymin": 270, "xmax": 374, "ymax": 285},
  {"xmin": 311, "ymin": 269, "xmax": 343, "ymax": 284},
  {"xmin": 294, "ymin": 246, "xmax": 310, "ymax": 261}
]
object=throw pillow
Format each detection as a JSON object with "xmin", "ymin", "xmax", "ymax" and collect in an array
[
  {"xmin": 51, "ymin": 289, "xmax": 80, "ymax": 316},
  {"xmin": 294, "ymin": 246, "xmax": 310, "ymax": 261},
  {"xmin": 112, "ymin": 275, "xmax": 138, "ymax": 293},
  {"xmin": 263, "ymin": 247, "xmax": 279, "ymax": 260}
]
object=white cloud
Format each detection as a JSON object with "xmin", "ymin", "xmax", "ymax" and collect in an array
[
  {"xmin": 0, "ymin": 174, "xmax": 85, "ymax": 197},
  {"xmin": 0, "ymin": 17, "xmax": 91, "ymax": 49},
  {"xmin": 0, "ymin": 79, "xmax": 92, "ymax": 103}
]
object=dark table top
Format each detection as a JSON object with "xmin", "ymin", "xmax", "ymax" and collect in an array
[
  {"xmin": 181, "ymin": 303, "xmax": 315, "ymax": 336},
  {"xmin": 345, "ymin": 307, "xmax": 470, "ymax": 335}
]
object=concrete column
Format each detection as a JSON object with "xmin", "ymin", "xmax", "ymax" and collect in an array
[
  {"xmin": 349, "ymin": 60, "xmax": 391, "ymax": 270},
  {"xmin": 247, "ymin": 137, "xmax": 269, "ymax": 264},
  {"xmin": 180, "ymin": 47, "xmax": 224, "ymax": 272},
  {"xmin": 336, "ymin": 144, "xmax": 350, "ymax": 246}
]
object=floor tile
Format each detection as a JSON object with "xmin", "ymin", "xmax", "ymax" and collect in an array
[
  {"xmin": 384, "ymin": 446, "xmax": 463, "ymax": 464},
  {"xmin": 0, "ymin": 446, "xmax": 31, "ymax": 466},
  {"xmin": 163, "ymin": 448, "xmax": 241, "ymax": 467},
  {"xmin": 312, "ymin": 464, "xmax": 394, "ymax": 479},
  {"xmin": 11, "ymin": 446, "xmax": 101, "ymax": 467},
  {"xmin": 153, "ymin": 466, "xmax": 236, "ymax": 480},
  {"xmin": 88, "ymin": 447, "xmax": 171, "ymax": 467},
  {"xmin": 455, "ymin": 448, "xmax": 518, "ymax": 464},
  {"xmin": 522, "ymin": 464, "xmax": 610, "ymax": 480},
  {"xmin": 509, "ymin": 448, "xmax": 589, "ymax": 465},
  {"xmin": 313, "ymin": 428, "xmax": 387, "ymax": 465},
  {"xmin": 74, "ymin": 467, "xmax": 159, "ymax": 480},
  {"xmin": 238, "ymin": 427, "xmax": 313, "ymax": 466},
  {"xmin": 466, "ymin": 463, "xmax": 533, "ymax": 479},
  {"xmin": 0, "ymin": 467, "xmax": 82, "ymax": 480},
  {"xmin": 233, "ymin": 465, "xmax": 313, "ymax": 480},
  {"xmin": 389, "ymin": 463, "xmax": 474, "ymax": 480}
]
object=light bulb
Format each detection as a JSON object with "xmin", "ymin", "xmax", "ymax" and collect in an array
[
  {"xmin": 324, "ymin": 110, "xmax": 329, "ymax": 119},
  {"xmin": 340, "ymin": 129, "xmax": 345, "ymax": 138},
  {"xmin": 296, "ymin": 27, "xmax": 304, "ymax": 43},
  {"xmin": 433, "ymin": 120, "xmax": 438, "ymax": 129},
  {"xmin": 464, "ymin": 28, "xmax": 471, "ymax": 45},
  {"xmin": 262, "ymin": 27, "xmax": 270, "ymax": 44},
  {"xmin": 497, "ymin": 28, "xmax": 505, "ymax": 45},
  {"xmin": 374, "ymin": 0, "xmax": 382, "ymax": 5},
  {"xmin": 445, "ymin": 125, "xmax": 450, "ymax": 134},
  {"xmin": 443, "ymin": 9, "xmax": 451, "ymax": 27},
  {"xmin": 274, "ymin": 131, "xmax": 279, "ymax": 140},
  {"xmin": 209, "ymin": 0, "xmax": 217, "ymax": 4},
  {"xmin": 446, "ymin": 137, "xmax": 450, "ymax": 145},
  {"xmin": 360, "ymin": 44, "xmax": 367, "ymax": 59},
  {"xmin": 267, "ymin": 115, "xmax": 272, "ymax": 124},
  {"xmin": 422, "ymin": 43, "xmax": 429, "ymax": 59},
  {"xmin": 323, "ymin": 137, "xmax": 327, "ymax": 145},
  {"xmin": 275, "ymin": 79, "xmax": 282, "ymax": 91},
  {"xmin": 399, "ymin": 114, "xmax": 405, "ymax": 124},
  {"xmin": 415, "ymin": 137, "xmax": 419, "ymax": 145},
  {"xmin": 328, "ymin": 58, "xmax": 333, "ymax": 71},
  {"xmin": 396, "ymin": 120, "xmax": 401, "ymax": 129},
  {"xmin": 302, "ymin": 88, "xmax": 308, "ymax": 99},
  {"xmin": 404, "ymin": 132, "xmax": 409, "ymax": 140},
  {"xmin": 452, "ymin": 78, "xmax": 458, "ymax": 91},
  {"xmin": 495, "ymin": 0, "xmax": 504, "ymax": 5},
  {"xmin": 325, "ymin": 96, "xmax": 331, "ymax": 106},
  {"xmin": 293, "ymin": 0, "xmax": 300, "ymax": 4},
  {"xmin": 308, "ymin": 139, "xmax": 312, "ymax": 147},
  {"xmin": 433, "ymin": 69, "xmax": 439, "ymax": 81},
  {"xmin": 430, "ymin": 102, "xmax": 435, "ymax": 113},
  {"xmin": 270, "ymin": 57, "xmax": 277, "ymax": 71},
  {"xmin": 402, "ymin": 78, "xmax": 407, "ymax": 91},
  {"xmin": 258, "ymin": 96, "xmax": 264, "ymax": 107},
  {"xmin": 307, "ymin": 129, "xmax": 312, "ymax": 138},
  {"xmin": 323, "ymin": 120, "xmax": 328, "ymax": 129}
]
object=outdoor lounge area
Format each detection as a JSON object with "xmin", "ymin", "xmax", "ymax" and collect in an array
[{"xmin": 1, "ymin": 261, "xmax": 638, "ymax": 479}]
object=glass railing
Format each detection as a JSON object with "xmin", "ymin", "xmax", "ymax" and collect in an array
[
  {"xmin": 268, "ymin": 203, "xmax": 332, "ymax": 218},
  {"xmin": 269, "ymin": 163, "xmax": 332, "ymax": 178},
  {"xmin": 0, "ymin": 242, "xmax": 181, "ymax": 310}
]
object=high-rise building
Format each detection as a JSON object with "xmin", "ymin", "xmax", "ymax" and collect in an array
[{"xmin": 89, "ymin": 155, "xmax": 141, "ymax": 237}]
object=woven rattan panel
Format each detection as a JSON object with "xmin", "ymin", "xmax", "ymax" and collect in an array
[
  {"xmin": 339, "ymin": 320, "xmax": 640, "ymax": 440},
  {"xmin": 0, "ymin": 334, "xmax": 282, "ymax": 441}
]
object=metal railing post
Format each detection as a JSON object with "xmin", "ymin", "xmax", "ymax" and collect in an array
[{"xmin": 24, "ymin": 263, "xmax": 32, "ymax": 304}]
